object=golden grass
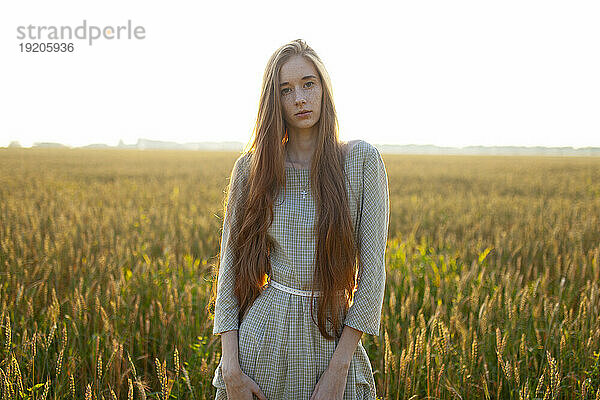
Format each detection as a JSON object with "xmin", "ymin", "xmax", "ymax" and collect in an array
[{"xmin": 0, "ymin": 148, "xmax": 599, "ymax": 399}]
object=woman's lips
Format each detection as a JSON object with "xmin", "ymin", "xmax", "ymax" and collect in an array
[{"xmin": 295, "ymin": 111, "xmax": 312, "ymax": 117}]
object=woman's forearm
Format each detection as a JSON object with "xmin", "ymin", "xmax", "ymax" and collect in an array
[
  {"xmin": 330, "ymin": 325, "xmax": 362, "ymax": 369},
  {"xmin": 220, "ymin": 329, "xmax": 241, "ymax": 376}
]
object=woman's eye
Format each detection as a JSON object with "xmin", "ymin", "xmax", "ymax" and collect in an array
[{"xmin": 281, "ymin": 82, "xmax": 315, "ymax": 95}]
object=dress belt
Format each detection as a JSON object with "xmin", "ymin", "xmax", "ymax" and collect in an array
[{"xmin": 265, "ymin": 277, "xmax": 343, "ymax": 297}]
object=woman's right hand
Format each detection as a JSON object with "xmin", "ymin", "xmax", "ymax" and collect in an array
[{"xmin": 223, "ymin": 368, "xmax": 267, "ymax": 400}]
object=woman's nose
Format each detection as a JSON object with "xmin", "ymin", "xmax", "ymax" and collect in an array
[{"xmin": 295, "ymin": 96, "xmax": 306, "ymax": 106}]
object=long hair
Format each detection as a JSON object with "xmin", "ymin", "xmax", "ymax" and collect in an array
[{"xmin": 209, "ymin": 39, "xmax": 358, "ymax": 341}]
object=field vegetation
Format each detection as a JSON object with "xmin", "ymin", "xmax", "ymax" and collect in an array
[{"xmin": 1, "ymin": 148, "xmax": 599, "ymax": 399}]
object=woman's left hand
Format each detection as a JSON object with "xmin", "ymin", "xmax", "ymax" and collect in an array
[{"xmin": 309, "ymin": 361, "xmax": 349, "ymax": 400}]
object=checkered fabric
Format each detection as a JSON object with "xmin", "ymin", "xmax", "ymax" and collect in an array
[{"xmin": 212, "ymin": 140, "xmax": 390, "ymax": 399}]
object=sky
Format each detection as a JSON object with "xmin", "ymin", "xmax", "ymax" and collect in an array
[{"xmin": 1, "ymin": 0, "xmax": 598, "ymax": 148}]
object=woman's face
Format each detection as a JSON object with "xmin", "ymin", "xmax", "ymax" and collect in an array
[{"xmin": 279, "ymin": 55, "xmax": 323, "ymax": 133}]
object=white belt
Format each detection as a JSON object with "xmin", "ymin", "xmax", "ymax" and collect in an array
[{"xmin": 265, "ymin": 277, "xmax": 343, "ymax": 297}]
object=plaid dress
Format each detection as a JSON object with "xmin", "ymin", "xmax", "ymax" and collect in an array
[{"xmin": 212, "ymin": 139, "xmax": 390, "ymax": 399}]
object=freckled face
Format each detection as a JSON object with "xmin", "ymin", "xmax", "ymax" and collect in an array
[{"xmin": 279, "ymin": 55, "xmax": 323, "ymax": 131}]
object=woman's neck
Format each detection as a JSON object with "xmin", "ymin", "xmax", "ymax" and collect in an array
[{"xmin": 286, "ymin": 129, "xmax": 317, "ymax": 165}]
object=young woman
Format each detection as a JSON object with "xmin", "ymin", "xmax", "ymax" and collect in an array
[{"xmin": 209, "ymin": 39, "xmax": 390, "ymax": 400}]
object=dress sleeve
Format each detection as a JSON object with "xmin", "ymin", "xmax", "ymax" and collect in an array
[
  {"xmin": 212, "ymin": 154, "xmax": 249, "ymax": 335},
  {"xmin": 343, "ymin": 144, "xmax": 390, "ymax": 337}
]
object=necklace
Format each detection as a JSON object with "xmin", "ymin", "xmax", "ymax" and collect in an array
[{"xmin": 286, "ymin": 148, "xmax": 310, "ymax": 199}]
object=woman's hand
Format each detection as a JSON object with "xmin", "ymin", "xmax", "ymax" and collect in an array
[
  {"xmin": 309, "ymin": 362, "xmax": 349, "ymax": 400},
  {"xmin": 223, "ymin": 367, "xmax": 267, "ymax": 400}
]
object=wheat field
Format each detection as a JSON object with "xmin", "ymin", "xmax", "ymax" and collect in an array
[{"xmin": 1, "ymin": 148, "xmax": 599, "ymax": 399}]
